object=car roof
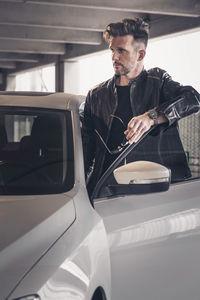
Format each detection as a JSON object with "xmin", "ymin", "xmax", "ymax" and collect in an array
[{"xmin": 0, "ymin": 92, "xmax": 85, "ymax": 111}]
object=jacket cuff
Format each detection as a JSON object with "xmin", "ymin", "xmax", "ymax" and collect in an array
[{"xmin": 158, "ymin": 92, "xmax": 200, "ymax": 126}]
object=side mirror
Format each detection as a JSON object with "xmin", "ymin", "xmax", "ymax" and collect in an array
[{"xmin": 111, "ymin": 161, "xmax": 171, "ymax": 195}]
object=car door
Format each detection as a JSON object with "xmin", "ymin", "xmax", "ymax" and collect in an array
[{"xmin": 94, "ymin": 117, "xmax": 200, "ymax": 300}]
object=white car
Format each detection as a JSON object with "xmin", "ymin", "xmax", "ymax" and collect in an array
[{"xmin": 0, "ymin": 92, "xmax": 200, "ymax": 300}]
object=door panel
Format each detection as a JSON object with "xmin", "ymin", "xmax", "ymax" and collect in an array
[{"xmin": 95, "ymin": 180, "xmax": 200, "ymax": 300}]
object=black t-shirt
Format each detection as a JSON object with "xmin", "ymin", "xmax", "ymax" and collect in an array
[{"xmin": 101, "ymin": 85, "xmax": 133, "ymax": 174}]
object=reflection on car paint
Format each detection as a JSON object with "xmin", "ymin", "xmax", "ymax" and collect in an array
[
  {"xmin": 109, "ymin": 208, "xmax": 200, "ymax": 249},
  {"xmin": 60, "ymin": 261, "xmax": 90, "ymax": 287}
]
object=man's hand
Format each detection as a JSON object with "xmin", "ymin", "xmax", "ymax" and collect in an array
[{"xmin": 124, "ymin": 113, "xmax": 154, "ymax": 144}]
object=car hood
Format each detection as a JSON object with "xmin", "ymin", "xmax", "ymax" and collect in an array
[{"xmin": 0, "ymin": 193, "xmax": 75, "ymax": 299}]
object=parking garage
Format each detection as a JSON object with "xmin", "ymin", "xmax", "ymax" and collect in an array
[
  {"xmin": 0, "ymin": 0, "xmax": 199, "ymax": 91},
  {"xmin": 0, "ymin": 1, "xmax": 200, "ymax": 300}
]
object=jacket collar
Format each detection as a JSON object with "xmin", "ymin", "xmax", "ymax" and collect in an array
[{"xmin": 111, "ymin": 68, "xmax": 146, "ymax": 88}]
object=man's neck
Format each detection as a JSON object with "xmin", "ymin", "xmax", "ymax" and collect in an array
[{"xmin": 117, "ymin": 65, "xmax": 144, "ymax": 86}]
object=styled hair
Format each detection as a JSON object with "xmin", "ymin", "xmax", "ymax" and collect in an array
[{"xmin": 103, "ymin": 17, "xmax": 150, "ymax": 48}]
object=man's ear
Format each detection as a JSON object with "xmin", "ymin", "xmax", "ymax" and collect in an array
[{"xmin": 138, "ymin": 49, "xmax": 146, "ymax": 61}]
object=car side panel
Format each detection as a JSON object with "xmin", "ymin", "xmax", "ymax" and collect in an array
[
  {"xmin": 0, "ymin": 194, "xmax": 75, "ymax": 300},
  {"xmin": 95, "ymin": 180, "xmax": 200, "ymax": 300},
  {"xmin": 9, "ymin": 185, "xmax": 111, "ymax": 300}
]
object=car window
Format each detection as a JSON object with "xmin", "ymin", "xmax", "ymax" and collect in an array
[
  {"xmin": 0, "ymin": 107, "xmax": 74, "ymax": 195},
  {"xmin": 93, "ymin": 113, "xmax": 200, "ymax": 199}
]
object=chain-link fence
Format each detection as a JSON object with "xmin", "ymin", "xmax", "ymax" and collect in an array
[{"xmin": 179, "ymin": 113, "xmax": 200, "ymax": 178}]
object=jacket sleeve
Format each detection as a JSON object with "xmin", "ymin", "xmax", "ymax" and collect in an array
[
  {"xmin": 80, "ymin": 91, "xmax": 96, "ymax": 177},
  {"xmin": 157, "ymin": 71, "xmax": 200, "ymax": 126}
]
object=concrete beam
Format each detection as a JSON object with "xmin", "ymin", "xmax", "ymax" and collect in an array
[
  {"xmin": 0, "ymin": 2, "xmax": 199, "ymax": 36},
  {"xmin": 3, "ymin": 0, "xmax": 199, "ymax": 17},
  {"xmin": 0, "ymin": 61, "xmax": 16, "ymax": 69},
  {"xmin": 0, "ymin": 25, "xmax": 102, "ymax": 45},
  {"xmin": 65, "ymin": 41, "xmax": 108, "ymax": 60},
  {"xmin": 0, "ymin": 53, "xmax": 40, "ymax": 63},
  {"xmin": 64, "ymin": 16, "xmax": 200, "ymax": 60},
  {"xmin": 7, "ymin": 55, "xmax": 59, "ymax": 75},
  {"xmin": 150, "ymin": 16, "xmax": 200, "ymax": 39},
  {"xmin": 0, "ymin": 40, "xmax": 66, "ymax": 55},
  {"xmin": 0, "ymin": 2, "xmax": 139, "ymax": 31}
]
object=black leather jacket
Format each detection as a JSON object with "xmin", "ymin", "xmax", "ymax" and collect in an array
[{"xmin": 81, "ymin": 68, "xmax": 200, "ymax": 194}]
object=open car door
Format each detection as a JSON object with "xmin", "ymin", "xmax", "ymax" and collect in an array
[{"xmin": 93, "ymin": 124, "xmax": 200, "ymax": 300}]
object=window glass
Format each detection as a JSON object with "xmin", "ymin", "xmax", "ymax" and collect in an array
[
  {"xmin": 5, "ymin": 115, "xmax": 34, "ymax": 142},
  {"xmin": 94, "ymin": 117, "xmax": 200, "ymax": 199},
  {"xmin": 15, "ymin": 65, "xmax": 55, "ymax": 92},
  {"xmin": 0, "ymin": 108, "xmax": 74, "ymax": 195}
]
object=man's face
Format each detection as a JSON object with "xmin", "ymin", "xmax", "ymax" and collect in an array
[{"xmin": 109, "ymin": 35, "xmax": 143, "ymax": 76}]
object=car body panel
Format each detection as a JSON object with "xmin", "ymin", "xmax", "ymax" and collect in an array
[
  {"xmin": 0, "ymin": 93, "xmax": 85, "ymax": 111},
  {"xmin": 94, "ymin": 179, "xmax": 200, "ymax": 300},
  {"xmin": 8, "ymin": 184, "xmax": 111, "ymax": 300},
  {"xmin": 0, "ymin": 93, "xmax": 111, "ymax": 300},
  {"xmin": 0, "ymin": 92, "xmax": 200, "ymax": 300},
  {"xmin": 0, "ymin": 193, "xmax": 75, "ymax": 299}
]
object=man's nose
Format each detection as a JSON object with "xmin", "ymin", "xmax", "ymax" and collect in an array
[{"xmin": 112, "ymin": 51, "xmax": 120, "ymax": 61}]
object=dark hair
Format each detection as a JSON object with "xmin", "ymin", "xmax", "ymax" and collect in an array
[{"xmin": 103, "ymin": 17, "xmax": 150, "ymax": 48}]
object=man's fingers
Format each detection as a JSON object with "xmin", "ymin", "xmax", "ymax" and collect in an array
[
  {"xmin": 128, "ymin": 126, "xmax": 146, "ymax": 143},
  {"xmin": 124, "ymin": 113, "xmax": 154, "ymax": 143},
  {"xmin": 125, "ymin": 119, "xmax": 142, "ymax": 140},
  {"xmin": 125, "ymin": 122, "xmax": 150, "ymax": 143}
]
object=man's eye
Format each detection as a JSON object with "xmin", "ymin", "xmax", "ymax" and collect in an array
[{"xmin": 118, "ymin": 48, "xmax": 125, "ymax": 53}]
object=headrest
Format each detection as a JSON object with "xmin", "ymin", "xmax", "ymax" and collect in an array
[{"xmin": 31, "ymin": 115, "xmax": 62, "ymax": 149}]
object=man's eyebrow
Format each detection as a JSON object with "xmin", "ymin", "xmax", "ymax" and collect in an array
[{"xmin": 109, "ymin": 46, "xmax": 127, "ymax": 51}]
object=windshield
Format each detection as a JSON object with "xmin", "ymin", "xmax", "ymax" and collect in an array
[{"xmin": 0, "ymin": 107, "xmax": 74, "ymax": 195}]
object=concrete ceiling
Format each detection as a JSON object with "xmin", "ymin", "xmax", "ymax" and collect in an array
[{"xmin": 0, "ymin": 0, "xmax": 199, "ymax": 74}]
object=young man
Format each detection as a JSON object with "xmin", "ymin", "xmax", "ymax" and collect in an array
[{"xmin": 81, "ymin": 17, "xmax": 200, "ymax": 196}]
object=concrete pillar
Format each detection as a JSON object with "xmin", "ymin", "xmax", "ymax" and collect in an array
[
  {"xmin": 0, "ymin": 70, "xmax": 7, "ymax": 91},
  {"xmin": 55, "ymin": 56, "xmax": 64, "ymax": 92},
  {"xmin": 6, "ymin": 74, "xmax": 16, "ymax": 91}
]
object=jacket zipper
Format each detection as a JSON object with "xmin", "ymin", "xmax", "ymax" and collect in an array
[
  {"xmin": 130, "ymin": 81, "xmax": 137, "ymax": 116},
  {"xmin": 98, "ymin": 85, "xmax": 118, "ymax": 180},
  {"xmin": 98, "ymin": 81, "xmax": 137, "ymax": 178}
]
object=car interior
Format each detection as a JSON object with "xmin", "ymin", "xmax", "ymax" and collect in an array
[{"xmin": 0, "ymin": 111, "xmax": 66, "ymax": 194}]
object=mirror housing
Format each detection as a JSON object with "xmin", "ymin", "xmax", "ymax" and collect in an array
[
  {"xmin": 114, "ymin": 161, "xmax": 170, "ymax": 184},
  {"xmin": 110, "ymin": 161, "xmax": 171, "ymax": 196}
]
